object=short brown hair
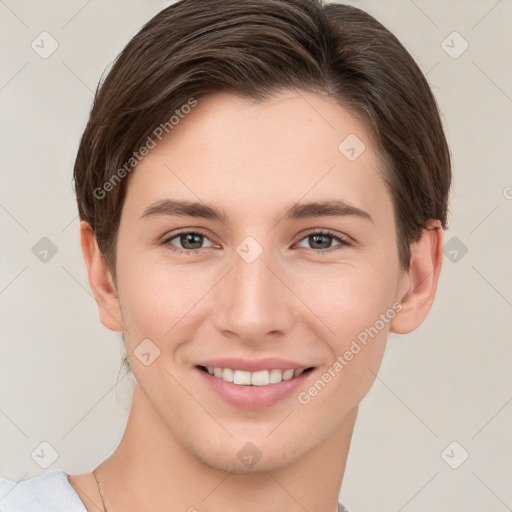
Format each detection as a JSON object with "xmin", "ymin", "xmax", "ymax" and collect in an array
[{"xmin": 73, "ymin": 0, "xmax": 451, "ymax": 278}]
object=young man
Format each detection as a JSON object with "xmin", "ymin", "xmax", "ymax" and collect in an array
[{"xmin": 0, "ymin": 0, "xmax": 450, "ymax": 510}]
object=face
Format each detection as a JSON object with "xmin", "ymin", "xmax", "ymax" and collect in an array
[{"xmin": 110, "ymin": 90, "xmax": 408, "ymax": 473}]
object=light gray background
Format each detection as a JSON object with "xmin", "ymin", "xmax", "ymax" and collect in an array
[{"xmin": 1, "ymin": 1, "xmax": 511, "ymax": 510}]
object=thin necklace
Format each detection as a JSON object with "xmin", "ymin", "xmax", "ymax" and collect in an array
[
  {"xmin": 93, "ymin": 469, "xmax": 109, "ymax": 512},
  {"xmin": 92, "ymin": 469, "xmax": 340, "ymax": 512}
]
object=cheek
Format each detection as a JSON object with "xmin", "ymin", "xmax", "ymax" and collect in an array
[
  {"xmin": 115, "ymin": 252, "xmax": 218, "ymax": 344},
  {"xmin": 290, "ymin": 259, "xmax": 399, "ymax": 405},
  {"xmin": 295, "ymin": 275, "xmax": 394, "ymax": 420},
  {"xmin": 291, "ymin": 258, "xmax": 400, "ymax": 346}
]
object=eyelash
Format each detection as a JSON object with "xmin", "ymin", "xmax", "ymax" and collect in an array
[{"xmin": 162, "ymin": 229, "xmax": 352, "ymax": 255}]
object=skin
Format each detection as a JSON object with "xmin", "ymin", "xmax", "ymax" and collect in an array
[{"xmin": 71, "ymin": 90, "xmax": 443, "ymax": 512}]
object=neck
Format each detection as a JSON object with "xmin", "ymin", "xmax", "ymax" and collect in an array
[{"xmin": 94, "ymin": 383, "xmax": 357, "ymax": 512}]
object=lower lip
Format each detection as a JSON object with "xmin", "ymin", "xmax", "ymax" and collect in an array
[{"xmin": 196, "ymin": 368, "xmax": 313, "ymax": 410}]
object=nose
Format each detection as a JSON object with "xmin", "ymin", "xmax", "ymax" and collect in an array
[{"xmin": 212, "ymin": 244, "xmax": 295, "ymax": 344}]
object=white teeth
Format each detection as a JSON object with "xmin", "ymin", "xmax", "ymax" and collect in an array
[
  {"xmin": 233, "ymin": 370, "xmax": 252, "ymax": 385},
  {"xmin": 251, "ymin": 370, "xmax": 269, "ymax": 386},
  {"xmin": 206, "ymin": 366, "xmax": 308, "ymax": 386},
  {"xmin": 222, "ymin": 368, "xmax": 234, "ymax": 382},
  {"xmin": 282, "ymin": 369, "xmax": 294, "ymax": 381},
  {"xmin": 269, "ymin": 369, "xmax": 283, "ymax": 384}
]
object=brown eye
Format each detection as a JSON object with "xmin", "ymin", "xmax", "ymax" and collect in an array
[
  {"xmin": 296, "ymin": 230, "xmax": 351, "ymax": 251},
  {"xmin": 308, "ymin": 233, "xmax": 334, "ymax": 249},
  {"xmin": 163, "ymin": 230, "xmax": 215, "ymax": 254},
  {"xmin": 176, "ymin": 232, "xmax": 203, "ymax": 250}
]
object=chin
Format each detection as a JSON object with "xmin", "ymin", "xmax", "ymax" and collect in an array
[
  {"xmin": 197, "ymin": 449, "xmax": 299, "ymax": 474},
  {"xmin": 183, "ymin": 434, "xmax": 309, "ymax": 475}
]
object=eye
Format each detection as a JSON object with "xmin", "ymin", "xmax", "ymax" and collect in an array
[
  {"xmin": 163, "ymin": 230, "xmax": 216, "ymax": 254},
  {"xmin": 296, "ymin": 230, "xmax": 352, "ymax": 251},
  {"xmin": 162, "ymin": 228, "xmax": 352, "ymax": 255}
]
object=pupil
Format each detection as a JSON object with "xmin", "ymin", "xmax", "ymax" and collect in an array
[
  {"xmin": 183, "ymin": 233, "xmax": 202, "ymax": 249},
  {"xmin": 311, "ymin": 234, "xmax": 330, "ymax": 249}
]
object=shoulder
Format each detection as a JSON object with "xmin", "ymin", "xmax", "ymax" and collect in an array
[{"xmin": 0, "ymin": 470, "xmax": 87, "ymax": 512}]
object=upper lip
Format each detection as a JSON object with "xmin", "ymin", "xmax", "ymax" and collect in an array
[{"xmin": 196, "ymin": 357, "xmax": 314, "ymax": 372}]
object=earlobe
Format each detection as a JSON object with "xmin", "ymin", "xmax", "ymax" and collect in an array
[
  {"xmin": 79, "ymin": 220, "xmax": 124, "ymax": 332},
  {"xmin": 390, "ymin": 219, "xmax": 444, "ymax": 334}
]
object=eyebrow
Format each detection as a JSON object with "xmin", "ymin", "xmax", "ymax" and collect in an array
[{"xmin": 140, "ymin": 199, "xmax": 373, "ymax": 223}]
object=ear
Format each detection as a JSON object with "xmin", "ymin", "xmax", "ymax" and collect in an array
[
  {"xmin": 79, "ymin": 220, "xmax": 124, "ymax": 332},
  {"xmin": 390, "ymin": 219, "xmax": 444, "ymax": 334}
]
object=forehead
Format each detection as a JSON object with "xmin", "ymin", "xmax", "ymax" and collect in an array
[{"xmin": 124, "ymin": 90, "xmax": 391, "ymax": 220}]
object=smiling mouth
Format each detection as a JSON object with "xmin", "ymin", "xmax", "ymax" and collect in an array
[{"xmin": 197, "ymin": 365, "xmax": 315, "ymax": 386}]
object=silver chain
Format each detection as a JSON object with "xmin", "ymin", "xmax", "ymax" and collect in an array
[
  {"xmin": 93, "ymin": 469, "xmax": 109, "ymax": 512},
  {"xmin": 92, "ymin": 469, "xmax": 341, "ymax": 512}
]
